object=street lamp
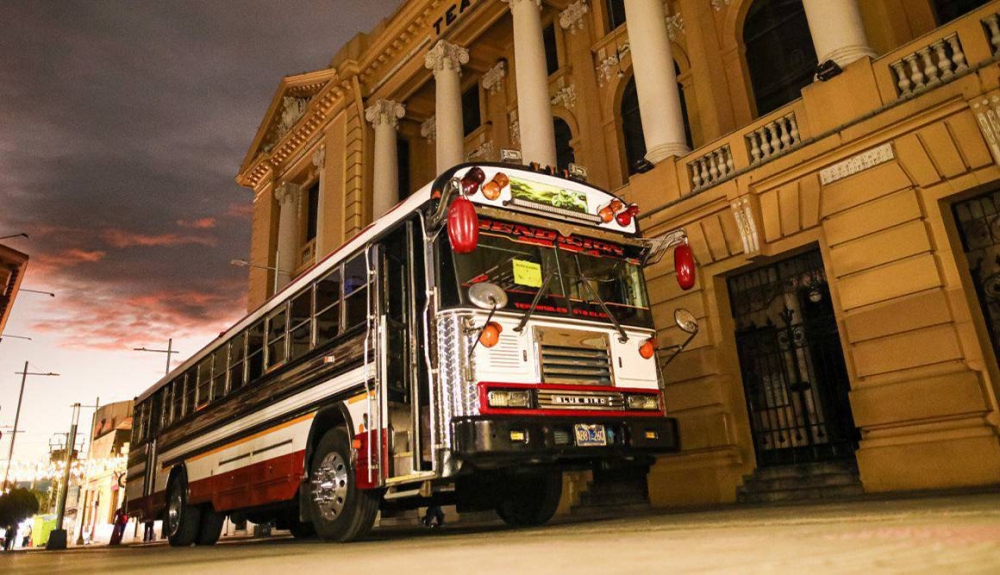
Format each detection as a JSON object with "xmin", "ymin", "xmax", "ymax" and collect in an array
[
  {"xmin": 231, "ymin": 255, "xmax": 291, "ymax": 294},
  {"xmin": 0, "ymin": 334, "xmax": 32, "ymax": 343},
  {"xmin": 2, "ymin": 362, "xmax": 60, "ymax": 489},
  {"xmin": 0, "ymin": 233, "xmax": 28, "ymax": 241},
  {"xmin": 19, "ymin": 288, "xmax": 56, "ymax": 297},
  {"xmin": 134, "ymin": 339, "xmax": 180, "ymax": 376}
]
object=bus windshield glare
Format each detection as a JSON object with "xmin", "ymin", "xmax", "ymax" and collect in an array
[{"xmin": 443, "ymin": 220, "xmax": 653, "ymax": 328}]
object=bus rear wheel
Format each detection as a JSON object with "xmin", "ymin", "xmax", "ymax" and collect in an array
[
  {"xmin": 307, "ymin": 428, "xmax": 379, "ymax": 542},
  {"xmin": 495, "ymin": 471, "xmax": 562, "ymax": 528},
  {"xmin": 195, "ymin": 507, "xmax": 225, "ymax": 545},
  {"xmin": 166, "ymin": 471, "xmax": 202, "ymax": 547}
]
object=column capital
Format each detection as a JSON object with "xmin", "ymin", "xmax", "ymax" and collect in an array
[
  {"xmin": 311, "ymin": 144, "xmax": 326, "ymax": 169},
  {"xmin": 365, "ymin": 99, "xmax": 405, "ymax": 129},
  {"xmin": 274, "ymin": 182, "xmax": 300, "ymax": 205},
  {"xmin": 502, "ymin": 0, "xmax": 542, "ymax": 10},
  {"xmin": 420, "ymin": 116, "xmax": 437, "ymax": 141},
  {"xmin": 424, "ymin": 40, "xmax": 469, "ymax": 75}
]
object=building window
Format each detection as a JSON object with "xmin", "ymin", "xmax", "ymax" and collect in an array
[
  {"xmin": 554, "ymin": 118, "xmax": 576, "ymax": 172},
  {"xmin": 462, "ymin": 85, "xmax": 481, "ymax": 136},
  {"xmin": 543, "ymin": 23, "xmax": 559, "ymax": 76},
  {"xmin": 397, "ymin": 136, "xmax": 411, "ymax": 200},
  {"xmin": 619, "ymin": 69, "xmax": 692, "ymax": 176},
  {"xmin": 605, "ymin": 0, "xmax": 626, "ymax": 32},
  {"xmin": 743, "ymin": 0, "xmax": 817, "ymax": 117},
  {"xmin": 305, "ymin": 182, "xmax": 319, "ymax": 242},
  {"xmin": 932, "ymin": 0, "xmax": 989, "ymax": 24}
]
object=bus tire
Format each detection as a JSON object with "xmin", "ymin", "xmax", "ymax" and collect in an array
[
  {"xmin": 195, "ymin": 507, "xmax": 225, "ymax": 545},
  {"xmin": 166, "ymin": 471, "xmax": 202, "ymax": 547},
  {"xmin": 495, "ymin": 471, "xmax": 562, "ymax": 528},
  {"xmin": 307, "ymin": 428, "xmax": 379, "ymax": 542}
]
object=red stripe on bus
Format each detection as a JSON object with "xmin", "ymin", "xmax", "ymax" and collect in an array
[{"xmin": 188, "ymin": 450, "xmax": 307, "ymax": 511}]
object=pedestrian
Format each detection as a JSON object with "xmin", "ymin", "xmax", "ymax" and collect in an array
[
  {"xmin": 3, "ymin": 524, "xmax": 16, "ymax": 551},
  {"xmin": 421, "ymin": 505, "xmax": 445, "ymax": 527},
  {"xmin": 143, "ymin": 521, "xmax": 154, "ymax": 542},
  {"xmin": 109, "ymin": 507, "xmax": 128, "ymax": 545},
  {"xmin": 21, "ymin": 526, "xmax": 31, "ymax": 548}
]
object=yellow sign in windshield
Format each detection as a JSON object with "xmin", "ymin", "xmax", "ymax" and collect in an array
[{"xmin": 512, "ymin": 259, "xmax": 542, "ymax": 288}]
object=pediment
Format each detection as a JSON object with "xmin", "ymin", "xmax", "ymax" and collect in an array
[{"xmin": 240, "ymin": 68, "xmax": 338, "ymax": 176}]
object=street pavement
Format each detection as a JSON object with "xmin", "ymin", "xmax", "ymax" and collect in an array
[{"xmin": 3, "ymin": 492, "xmax": 999, "ymax": 574}]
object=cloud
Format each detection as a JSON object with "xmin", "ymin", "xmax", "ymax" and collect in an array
[
  {"xmin": 32, "ymin": 248, "xmax": 106, "ymax": 269},
  {"xmin": 177, "ymin": 217, "xmax": 217, "ymax": 229},
  {"xmin": 100, "ymin": 228, "xmax": 217, "ymax": 248},
  {"xmin": 224, "ymin": 202, "xmax": 253, "ymax": 219}
]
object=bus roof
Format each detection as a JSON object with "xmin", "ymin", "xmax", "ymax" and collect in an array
[{"xmin": 135, "ymin": 163, "xmax": 636, "ymax": 402}]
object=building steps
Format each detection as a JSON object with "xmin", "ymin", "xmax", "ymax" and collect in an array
[{"xmin": 737, "ymin": 460, "xmax": 864, "ymax": 504}]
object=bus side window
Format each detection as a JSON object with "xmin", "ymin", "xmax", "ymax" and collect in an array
[
  {"xmin": 160, "ymin": 385, "xmax": 172, "ymax": 428},
  {"xmin": 289, "ymin": 289, "xmax": 313, "ymax": 361},
  {"xmin": 212, "ymin": 346, "xmax": 228, "ymax": 400},
  {"xmin": 266, "ymin": 305, "xmax": 288, "ymax": 369},
  {"xmin": 344, "ymin": 255, "xmax": 369, "ymax": 330},
  {"xmin": 247, "ymin": 321, "xmax": 265, "ymax": 383},
  {"xmin": 196, "ymin": 358, "xmax": 212, "ymax": 409},
  {"xmin": 229, "ymin": 331, "xmax": 247, "ymax": 392},
  {"xmin": 315, "ymin": 267, "xmax": 341, "ymax": 344},
  {"xmin": 183, "ymin": 369, "xmax": 196, "ymax": 416}
]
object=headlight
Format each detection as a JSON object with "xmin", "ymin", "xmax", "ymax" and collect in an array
[
  {"xmin": 487, "ymin": 389, "xmax": 531, "ymax": 408},
  {"xmin": 626, "ymin": 394, "xmax": 659, "ymax": 411}
]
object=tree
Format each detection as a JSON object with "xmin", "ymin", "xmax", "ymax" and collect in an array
[{"xmin": 0, "ymin": 488, "xmax": 40, "ymax": 527}]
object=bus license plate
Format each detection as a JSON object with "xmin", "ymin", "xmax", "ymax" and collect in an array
[{"xmin": 574, "ymin": 424, "xmax": 607, "ymax": 447}]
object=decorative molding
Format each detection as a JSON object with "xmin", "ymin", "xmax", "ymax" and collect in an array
[
  {"xmin": 711, "ymin": 0, "xmax": 732, "ymax": 11},
  {"xmin": 311, "ymin": 144, "xmax": 326, "ymax": 169},
  {"xmin": 277, "ymin": 96, "xmax": 310, "ymax": 139},
  {"xmin": 550, "ymin": 77, "xmax": 577, "ymax": 110},
  {"xmin": 424, "ymin": 39, "xmax": 470, "ymax": 75},
  {"xmin": 596, "ymin": 42, "xmax": 629, "ymax": 86},
  {"xmin": 421, "ymin": 116, "xmax": 437, "ymax": 141},
  {"xmin": 482, "ymin": 61, "xmax": 507, "ymax": 95},
  {"xmin": 819, "ymin": 143, "xmax": 895, "ymax": 185},
  {"xmin": 365, "ymin": 99, "xmax": 405, "ymax": 129},
  {"xmin": 730, "ymin": 196, "xmax": 760, "ymax": 257},
  {"xmin": 559, "ymin": 0, "xmax": 589, "ymax": 34},
  {"xmin": 973, "ymin": 95, "xmax": 1000, "ymax": 165},
  {"xmin": 666, "ymin": 13, "xmax": 684, "ymax": 42},
  {"xmin": 508, "ymin": 108, "xmax": 520, "ymax": 148}
]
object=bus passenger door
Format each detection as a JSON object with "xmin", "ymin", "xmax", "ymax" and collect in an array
[{"xmin": 378, "ymin": 221, "xmax": 429, "ymax": 479}]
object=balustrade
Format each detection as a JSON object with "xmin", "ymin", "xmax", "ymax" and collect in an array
[
  {"xmin": 745, "ymin": 113, "xmax": 801, "ymax": 166},
  {"xmin": 688, "ymin": 145, "xmax": 735, "ymax": 192},
  {"xmin": 889, "ymin": 33, "xmax": 967, "ymax": 98},
  {"xmin": 983, "ymin": 12, "xmax": 1000, "ymax": 57}
]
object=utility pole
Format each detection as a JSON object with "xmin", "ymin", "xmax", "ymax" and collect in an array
[
  {"xmin": 75, "ymin": 397, "xmax": 100, "ymax": 546},
  {"xmin": 47, "ymin": 402, "xmax": 80, "ymax": 550},
  {"xmin": 3, "ymin": 361, "xmax": 60, "ymax": 490},
  {"xmin": 134, "ymin": 339, "xmax": 179, "ymax": 375}
]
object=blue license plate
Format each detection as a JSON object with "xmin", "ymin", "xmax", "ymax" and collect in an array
[{"xmin": 574, "ymin": 424, "xmax": 607, "ymax": 447}]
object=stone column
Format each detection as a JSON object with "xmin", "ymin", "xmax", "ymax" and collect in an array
[
  {"xmin": 504, "ymin": 0, "xmax": 557, "ymax": 167},
  {"xmin": 623, "ymin": 0, "xmax": 690, "ymax": 163},
  {"xmin": 274, "ymin": 182, "xmax": 300, "ymax": 290},
  {"xmin": 802, "ymin": 0, "xmax": 875, "ymax": 68},
  {"xmin": 311, "ymin": 145, "xmax": 328, "ymax": 258},
  {"xmin": 365, "ymin": 99, "xmax": 406, "ymax": 218},
  {"xmin": 425, "ymin": 40, "xmax": 468, "ymax": 172}
]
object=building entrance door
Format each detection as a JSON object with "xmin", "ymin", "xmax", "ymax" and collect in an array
[
  {"xmin": 727, "ymin": 248, "xmax": 858, "ymax": 467},
  {"xmin": 953, "ymin": 190, "xmax": 1000, "ymax": 368}
]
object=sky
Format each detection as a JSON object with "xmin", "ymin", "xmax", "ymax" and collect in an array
[{"xmin": 0, "ymin": 0, "xmax": 400, "ymax": 463}]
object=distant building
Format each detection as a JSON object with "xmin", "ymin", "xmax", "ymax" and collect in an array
[
  {"xmin": 74, "ymin": 401, "xmax": 132, "ymax": 545},
  {"xmin": 236, "ymin": 0, "xmax": 1000, "ymax": 506},
  {"xmin": 0, "ymin": 242, "xmax": 29, "ymax": 335}
]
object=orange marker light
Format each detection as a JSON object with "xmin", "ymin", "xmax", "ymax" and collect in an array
[
  {"xmin": 639, "ymin": 338, "xmax": 656, "ymax": 359},
  {"xmin": 480, "ymin": 321, "xmax": 503, "ymax": 348}
]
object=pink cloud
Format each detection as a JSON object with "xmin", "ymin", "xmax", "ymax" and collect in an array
[
  {"xmin": 101, "ymin": 229, "xmax": 217, "ymax": 248},
  {"xmin": 32, "ymin": 248, "xmax": 106, "ymax": 270},
  {"xmin": 176, "ymin": 217, "xmax": 217, "ymax": 229},
  {"xmin": 224, "ymin": 202, "xmax": 253, "ymax": 219}
]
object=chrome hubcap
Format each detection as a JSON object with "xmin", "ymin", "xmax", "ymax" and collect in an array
[
  {"xmin": 311, "ymin": 451, "xmax": 349, "ymax": 521},
  {"xmin": 167, "ymin": 487, "xmax": 182, "ymax": 535}
]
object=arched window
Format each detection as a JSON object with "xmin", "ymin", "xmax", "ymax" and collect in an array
[
  {"xmin": 932, "ymin": 0, "xmax": 989, "ymax": 24},
  {"xmin": 554, "ymin": 118, "xmax": 576, "ymax": 172},
  {"xmin": 743, "ymin": 0, "xmax": 817, "ymax": 117},
  {"xmin": 619, "ymin": 69, "xmax": 693, "ymax": 176}
]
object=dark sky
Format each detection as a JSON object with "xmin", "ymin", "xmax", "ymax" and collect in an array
[{"xmin": 0, "ymin": 0, "xmax": 400, "ymax": 350}]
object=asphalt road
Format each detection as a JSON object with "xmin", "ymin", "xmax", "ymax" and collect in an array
[{"xmin": 4, "ymin": 492, "xmax": 1000, "ymax": 574}]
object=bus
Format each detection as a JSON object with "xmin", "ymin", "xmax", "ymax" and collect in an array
[{"xmin": 126, "ymin": 162, "xmax": 697, "ymax": 545}]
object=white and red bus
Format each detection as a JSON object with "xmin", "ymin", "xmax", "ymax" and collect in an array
[{"xmin": 127, "ymin": 162, "xmax": 696, "ymax": 545}]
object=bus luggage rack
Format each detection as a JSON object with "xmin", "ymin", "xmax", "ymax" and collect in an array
[{"xmin": 540, "ymin": 344, "xmax": 613, "ymax": 385}]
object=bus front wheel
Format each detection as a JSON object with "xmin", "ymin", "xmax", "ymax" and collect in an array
[
  {"xmin": 495, "ymin": 471, "xmax": 562, "ymax": 528},
  {"xmin": 166, "ymin": 471, "xmax": 202, "ymax": 547},
  {"xmin": 307, "ymin": 428, "xmax": 379, "ymax": 542}
]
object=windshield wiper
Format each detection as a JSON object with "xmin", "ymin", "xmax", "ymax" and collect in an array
[
  {"xmin": 513, "ymin": 273, "xmax": 556, "ymax": 333},
  {"xmin": 576, "ymin": 275, "xmax": 629, "ymax": 343}
]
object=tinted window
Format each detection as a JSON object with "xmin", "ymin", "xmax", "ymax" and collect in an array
[
  {"xmin": 289, "ymin": 289, "xmax": 313, "ymax": 360},
  {"xmin": 316, "ymin": 268, "xmax": 342, "ymax": 344},
  {"xmin": 344, "ymin": 255, "xmax": 370, "ymax": 329},
  {"xmin": 267, "ymin": 306, "xmax": 287, "ymax": 368},
  {"xmin": 247, "ymin": 321, "xmax": 265, "ymax": 382},
  {"xmin": 229, "ymin": 331, "xmax": 247, "ymax": 391}
]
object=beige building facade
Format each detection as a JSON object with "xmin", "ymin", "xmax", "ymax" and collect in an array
[{"xmin": 238, "ymin": 0, "xmax": 1000, "ymax": 506}]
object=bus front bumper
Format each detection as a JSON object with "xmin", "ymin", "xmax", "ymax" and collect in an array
[{"xmin": 452, "ymin": 416, "xmax": 679, "ymax": 467}]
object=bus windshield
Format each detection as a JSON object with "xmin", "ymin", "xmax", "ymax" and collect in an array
[{"xmin": 442, "ymin": 220, "xmax": 653, "ymax": 328}]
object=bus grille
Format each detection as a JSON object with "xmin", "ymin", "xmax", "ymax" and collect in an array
[
  {"xmin": 536, "ymin": 389, "xmax": 625, "ymax": 410},
  {"xmin": 540, "ymin": 344, "xmax": 613, "ymax": 385}
]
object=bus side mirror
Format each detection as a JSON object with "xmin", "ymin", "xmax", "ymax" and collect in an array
[{"xmin": 658, "ymin": 308, "xmax": 700, "ymax": 374}]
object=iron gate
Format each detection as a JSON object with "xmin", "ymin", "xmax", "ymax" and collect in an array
[
  {"xmin": 728, "ymin": 248, "xmax": 858, "ymax": 467},
  {"xmin": 953, "ymin": 190, "xmax": 1000, "ymax": 367}
]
